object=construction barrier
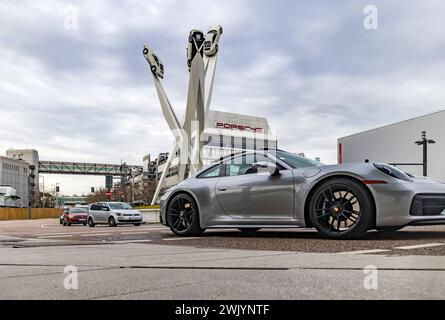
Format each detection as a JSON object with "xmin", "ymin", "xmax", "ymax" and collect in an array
[{"xmin": 0, "ymin": 208, "xmax": 63, "ymax": 221}]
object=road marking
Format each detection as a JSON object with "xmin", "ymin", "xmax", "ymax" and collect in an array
[
  {"xmin": 120, "ymin": 232, "xmax": 150, "ymax": 235},
  {"xmin": 337, "ymin": 249, "xmax": 390, "ymax": 255},
  {"xmin": 81, "ymin": 233, "xmax": 111, "ymax": 237},
  {"xmin": 162, "ymin": 237, "xmax": 201, "ymax": 241},
  {"xmin": 38, "ymin": 235, "xmax": 73, "ymax": 239},
  {"xmin": 394, "ymin": 243, "xmax": 445, "ymax": 250},
  {"xmin": 114, "ymin": 239, "xmax": 152, "ymax": 243}
]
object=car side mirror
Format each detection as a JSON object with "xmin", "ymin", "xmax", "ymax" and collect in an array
[
  {"xmin": 102, "ymin": 207, "xmax": 109, "ymax": 212},
  {"xmin": 252, "ymin": 162, "xmax": 279, "ymax": 176}
]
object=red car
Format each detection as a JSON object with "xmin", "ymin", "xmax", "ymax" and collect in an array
[{"xmin": 63, "ymin": 207, "xmax": 89, "ymax": 226}]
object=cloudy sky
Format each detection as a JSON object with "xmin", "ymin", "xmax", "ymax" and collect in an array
[{"xmin": 1, "ymin": 1, "xmax": 445, "ymax": 195}]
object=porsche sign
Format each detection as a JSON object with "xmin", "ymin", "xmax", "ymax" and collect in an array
[{"xmin": 215, "ymin": 122, "xmax": 263, "ymax": 133}]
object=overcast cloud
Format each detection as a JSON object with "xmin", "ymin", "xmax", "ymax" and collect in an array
[{"xmin": 1, "ymin": 1, "xmax": 445, "ymax": 195}]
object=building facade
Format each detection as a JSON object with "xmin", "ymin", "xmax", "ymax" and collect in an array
[
  {"xmin": 5, "ymin": 149, "xmax": 39, "ymax": 206},
  {"xmin": 157, "ymin": 110, "xmax": 278, "ymax": 189},
  {"xmin": 338, "ymin": 110, "xmax": 445, "ymax": 181},
  {"xmin": 0, "ymin": 156, "xmax": 29, "ymax": 207}
]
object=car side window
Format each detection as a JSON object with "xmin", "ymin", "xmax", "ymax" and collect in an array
[
  {"xmin": 198, "ymin": 164, "xmax": 222, "ymax": 179},
  {"xmin": 224, "ymin": 153, "xmax": 271, "ymax": 176}
]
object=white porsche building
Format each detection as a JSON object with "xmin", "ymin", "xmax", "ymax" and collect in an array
[
  {"xmin": 338, "ymin": 110, "xmax": 445, "ymax": 182},
  {"xmin": 157, "ymin": 110, "xmax": 277, "ymax": 188}
]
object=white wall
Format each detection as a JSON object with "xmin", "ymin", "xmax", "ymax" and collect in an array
[{"xmin": 338, "ymin": 111, "xmax": 445, "ymax": 181}]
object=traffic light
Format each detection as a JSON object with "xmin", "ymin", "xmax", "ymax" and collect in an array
[
  {"xmin": 55, "ymin": 186, "xmax": 60, "ymax": 193},
  {"xmin": 91, "ymin": 187, "xmax": 95, "ymax": 193}
]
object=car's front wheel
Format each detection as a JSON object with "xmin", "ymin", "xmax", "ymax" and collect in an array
[
  {"xmin": 309, "ymin": 178, "xmax": 375, "ymax": 239},
  {"xmin": 108, "ymin": 216, "xmax": 117, "ymax": 227},
  {"xmin": 87, "ymin": 217, "xmax": 95, "ymax": 227},
  {"xmin": 167, "ymin": 193, "xmax": 204, "ymax": 236}
]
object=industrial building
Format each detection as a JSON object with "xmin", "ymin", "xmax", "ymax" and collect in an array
[
  {"xmin": 0, "ymin": 156, "xmax": 30, "ymax": 207},
  {"xmin": 338, "ymin": 110, "xmax": 445, "ymax": 182},
  {"xmin": 6, "ymin": 149, "xmax": 39, "ymax": 206},
  {"xmin": 156, "ymin": 110, "xmax": 277, "ymax": 189}
]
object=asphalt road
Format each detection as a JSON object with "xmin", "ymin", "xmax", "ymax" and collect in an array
[
  {"xmin": 1, "ymin": 219, "xmax": 445, "ymax": 256},
  {"xmin": 1, "ymin": 219, "xmax": 445, "ymax": 299}
]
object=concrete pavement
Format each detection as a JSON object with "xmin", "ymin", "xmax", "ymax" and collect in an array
[
  {"xmin": 1, "ymin": 218, "xmax": 445, "ymax": 299},
  {"xmin": 1, "ymin": 242, "xmax": 445, "ymax": 299}
]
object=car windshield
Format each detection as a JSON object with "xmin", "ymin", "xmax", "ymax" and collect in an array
[
  {"xmin": 69, "ymin": 208, "xmax": 88, "ymax": 213},
  {"xmin": 273, "ymin": 150, "xmax": 323, "ymax": 168},
  {"xmin": 108, "ymin": 203, "xmax": 132, "ymax": 210}
]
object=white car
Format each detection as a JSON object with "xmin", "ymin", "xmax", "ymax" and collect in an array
[
  {"xmin": 87, "ymin": 202, "xmax": 142, "ymax": 227},
  {"xmin": 143, "ymin": 45, "xmax": 164, "ymax": 79},
  {"xmin": 203, "ymin": 25, "xmax": 223, "ymax": 56},
  {"xmin": 187, "ymin": 29, "xmax": 205, "ymax": 71}
]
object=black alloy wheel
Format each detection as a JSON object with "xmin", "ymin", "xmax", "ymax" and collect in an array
[
  {"xmin": 309, "ymin": 178, "xmax": 374, "ymax": 239},
  {"xmin": 167, "ymin": 193, "xmax": 204, "ymax": 236}
]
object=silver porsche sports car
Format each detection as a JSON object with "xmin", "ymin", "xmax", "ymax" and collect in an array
[{"xmin": 160, "ymin": 149, "xmax": 445, "ymax": 239}]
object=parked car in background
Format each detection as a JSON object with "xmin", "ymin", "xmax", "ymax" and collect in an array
[
  {"xmin": 203, "ymin": 25, "xmax": 223, "ymax": 56},
  {"xmin": 63, "ymin": 207, "xmax": 89, "ymax": 226},
  {"xmin": 87, "ymin": 202, "xmax": 142, "ymax": 227}
]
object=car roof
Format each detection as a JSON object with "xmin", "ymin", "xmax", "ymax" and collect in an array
[{"xmin": 211, "ymin": 148, "xmax": 284, "ymax": 163}]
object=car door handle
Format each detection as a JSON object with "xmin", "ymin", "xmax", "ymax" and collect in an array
[{"xmin": 217, "ymin": 186, "xmax": 231, "ymax": 192}]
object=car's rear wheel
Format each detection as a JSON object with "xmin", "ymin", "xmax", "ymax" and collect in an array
[
  {"xmin": 133, "ymin": 223, "xmax": 141, "ymax": 226},
  {"xmin": 88, "ymin": 217, "xmax": 95, "ymax": 227},
  {"xmin": 167, "ymin": 193, "xmax": 204, "ymax": 236},
  {"xmin": 309, "ymin": 178, "xmax": 374, "ymax": 239},
  {"xmin": 108, "ymin": 216, "xmax": 117, "ymax": 227}
]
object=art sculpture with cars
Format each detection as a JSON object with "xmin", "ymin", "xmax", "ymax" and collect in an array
[
  {"xmin": 87, "ymin": 202, "xmax": 142, "ymax": 227},
  {"xmin": 160, "ymin": 149, "xmax": 445, "ymax": 239}
]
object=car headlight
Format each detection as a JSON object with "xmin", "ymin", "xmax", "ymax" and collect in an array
[
  {"xmin": 116, "ymin": 212, "xmax": 122, "ymax": 216},
  {"xmin": 374, "ymin": 163, "xmax": 412, "ymax": 182}
]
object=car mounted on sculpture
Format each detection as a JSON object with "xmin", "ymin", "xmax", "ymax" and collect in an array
[
  {"xmin": 160, "ymin": 149, "xmax": 445, "ymax": 239},
  {"xmin": 143, "ymin": 45, "xmax": 164, "ymax": 79},
  {"xmin": 187, "ymin": 29, "xmax": 205, "ymax": 71},
  {"xmin": 203, "ymin": 25, "xmax": 223, "ymax": 56}
]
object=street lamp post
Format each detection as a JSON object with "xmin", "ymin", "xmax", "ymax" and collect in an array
[
  {"xmin": 39, "ymin": 175, "xmax": 45, "ymax": 207},
  {"xmin": 415, "ymin": 131, "xmax": 436, "ymax": 177}
]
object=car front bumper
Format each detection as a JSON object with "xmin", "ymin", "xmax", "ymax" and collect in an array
[
  {"xmin": 371, "ymin": 181, "xmax": 445, "ymax": 227},
  {"xmin": 67, "ymin": 217, "xmax": 88, "ymax": 224},
  {"xmin": 117, "ymin": 216, "xmax": 142, "ymax": 223}
]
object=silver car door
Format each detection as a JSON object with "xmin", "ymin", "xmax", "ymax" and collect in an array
[{"xmin": 215, "ymin": 153, "xmax": 294, "ymax": 220}]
